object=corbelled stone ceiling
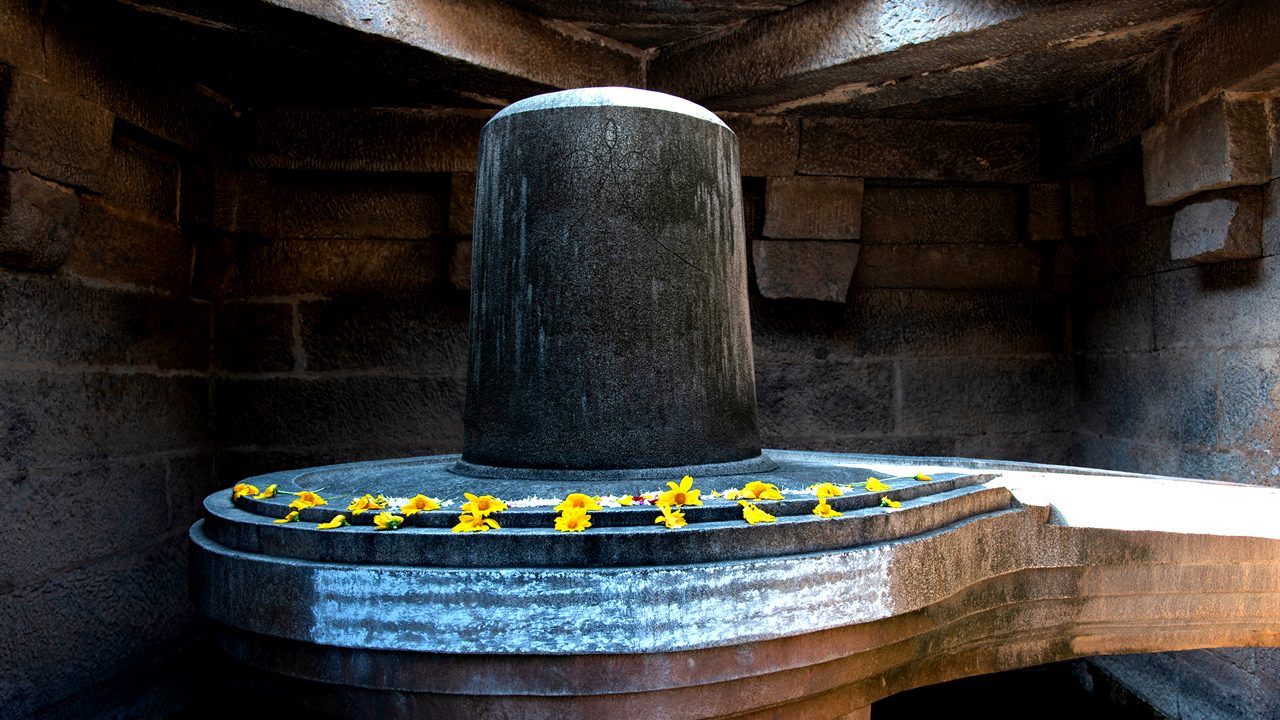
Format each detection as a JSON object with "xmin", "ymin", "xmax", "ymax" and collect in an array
[{"xmin": 94, "ymin": 0, "xmax": 1221, "ymax": 120}]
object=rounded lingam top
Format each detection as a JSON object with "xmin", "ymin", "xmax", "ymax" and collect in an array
[{"xmin": 488, "ymin": 86, "xmax": 729, "ymax": 128}]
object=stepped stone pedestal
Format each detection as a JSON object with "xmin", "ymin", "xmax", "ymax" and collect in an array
[{"xmin": 191, "ymin": 88, "xmax": 1280, "ymax": 719}]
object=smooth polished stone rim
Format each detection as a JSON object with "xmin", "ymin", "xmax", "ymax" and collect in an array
[
  {"xmin": 450, "ymin": 452, "xmax": 778, "ymax": 480},
  {"xmin": 488, "ymin": 86, "xmax": 729, "ymax": 127}
]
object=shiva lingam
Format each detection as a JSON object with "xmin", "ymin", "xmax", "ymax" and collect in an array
[{"xmin": 192, "ymin": 87, "xmax": 1280, "ymax": 720}]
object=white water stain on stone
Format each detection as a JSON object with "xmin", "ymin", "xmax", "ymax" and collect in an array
[{"xmin": 307, "ymin": 547, "xmax": 894, "ymax": 654}]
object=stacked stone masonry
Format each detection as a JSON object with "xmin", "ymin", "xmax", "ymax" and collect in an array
[{"xmin": 2, "ymin": 0, "xmax": 1280, "ymax": 717}]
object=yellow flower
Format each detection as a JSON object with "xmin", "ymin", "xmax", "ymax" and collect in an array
[
  {"xmin": 739, "ymin": 500, "xmax": 776, "ymax": 524},
  {"xmin": 554, "ymin": 493, "xmax": 603, "ymax": 513},
  {"xmin": 232, "ymin": 483, "xmax": 260, "ymax": 500},
  {"xmin": 721, "ymin": 488, "xmax": 741, "ymax": 500},
  {"xmin": 654, "ymin": 505, "xmax": 687, "ymax": 529},
  {"xmin": 288, "ymin": 491, "xmax": 327, "ymax": 511},
  {"xmin": 400, "ymin": 495, "xmax": 440, "ymax": 515},
  {"xmin": 461, "ymin": 493, "xmax": 508, "ymax": 516},
  {"xmin": 373, "ymin": 512, "xmax": 404, "ymax": 530},
  {"xmin": 657, "ymin": 475, "xmax": 702, "ymax": 507},
  {"xmin": 813, "ymin": 499, "xmax": 843, "ymax": 518},
  {"xmin": 452, "ymin": 511, "xmax": 500, "ymax": 533},
  {"xmin": 554, "ymin": 508, "xmax": 592, "ymax": 532},
  {"xmin": 740, "ymin": 481, "xmax": 782, "ymax": 501},
  {"xmin": 315, "ymin": 514, "xmax": 349, "ymax": 529},
  {"xmin": 346, "ymin": 493, "xmax": 387, "ymax": 515},
  {"xmin": 616, "ymin": 495, "xmax": 634, "ymax": 506},
  {"xmin": 811, "ymin": 482, "xmax": 844, "ymax": 498},
  {"xmin": 864, "ymin": 477, "xmax": 891, "ymax": 492},
  {"xmin": 914, "ymin": 473, "xmax": 933, "ymax": 482},
  {"xmin": 881, "ymin": 497, "xmax": 901, "ymax": 508},
  {"xmin": 273, "ymin": 510, "xmax": 300, "ymax": 524},
  {"xmin": 255, "ymin": 484, "xmax": 278, "ymax": 499}
]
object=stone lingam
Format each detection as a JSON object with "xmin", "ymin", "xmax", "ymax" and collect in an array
[{"xmin": 192, "ymin": 87, "xmax": 1280, "ymax": 719}]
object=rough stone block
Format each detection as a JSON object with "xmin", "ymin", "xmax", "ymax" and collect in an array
[
  {"xmin": 1169, "ymin": 189, "xmax": 1263, "ymax": 263},
  {"xmin": 237, "ymin": 108, "xmax": 490, "ymax": 173},
  {"xmin": 1074, "ymin": 352, "xmax": 1217, "ymax": 447},
  {"xmin": 1154, "ymin": 255, "xmax": 1280, "ymax": 350},
  {"xmin": 861, "ymin": 185, "xmax": 1018, "ymax": 243},
  {"xmin": 718, "ymin": 113, "xmax": 798, "ymax": 176},
  {"xmin": 953, "ymin": 432, "xmax": 1073, "ymax": 466},
  {"xmin": 1084, "ymin": 216, "xmax": 1184, "ymax": 285},
  {"xmin": 271, "ymin": 173, "xmax": 449, "ymax": 240},
  {"xmin": 763, "ymin": 176, "xmax": 863, "ymax": 240},
  {"xmin": 450, "ymin": 238, "xmax": 472, "ymax": 291},
  {"xmin": 1142, "ymin": 94, "xmax": 1270, "ymax": 206},
  {"xmin": 1168, "ymin": 0, "xmax": 1280, "ymax": 112},
  {"xmin": 102, "ymin": 135, "xmax": 180, "ymax": 223},
  {"xmin": 0, "ymin": 272, "xmax": 210, "ymax": 370},
  {"xmin": 0, "ymin": 71, "xmax": 114, "ymax": 191},
  {"xmin": 1267, "ymin": 180, "xmax": 1280, "ymax": 257},
  {"xmin": 749, "ymin": 288, "xmax": 1066, "ymax": 362},
  {"xmin": 449, "ymin": 173, "xmax": 476, "ymax": 236},
  {"xmin": 213, "ymin": 375, "xmax": 464, "ymax": 451},
  {"xmin": 1073, "ymin": 276, "xmax": 1154, "ymax": 354},
  {"xmin": 213, "ymin": 301, "xmax": 296, "ymax": 373},
  {"xmin": 751, "ymin": 240, "xmax": 859, "ymax": 302},
  {"xmin": 798, "ymin": 117, "xmax": 1039, "ymax": 183},
  {"xmin": 299, "ymin": 293, "xmax": 468, "ymax": 375},
  {"xmin": 66, "ymin": 197, "xmax": 192, "ymax": 294},
  {"xmin": 0, "ymin": 169, "xmax": 78, "ymax": 272},
  {"xmin": 1068, "ymin": 174, "xmax": 1101, "ymax": 238},
  {"xmin": 854, "ymin": 243, "xmax": 1043, "ymax": 291},
  {"xmin": 754, "ymin": 360, "xmax": 894, "ymax": 441},
  {"xmin": 1068, "ymin": 435, "xmax": 1181, "ymax": 478},
  {"xmin": 165, "ymin": 452, "xmax": 219, "ymax": 529},
  {"xmin": 1217, "ymin": 348, "xmax": 1280, "ymax": 454},
  {"xmin": 0, "ymin": 2, "xmax": 45, "ymax": 72},
  {"xmin": 0, "ymin": 371, "xmax": 210, "ymax": 476},
  {"xmin": 203, "ymin": 237, "xmax": 452, "ymax": 299},
  {"xmin": 899, "ymin": 357, "xmax": 1074, "ymax": 435},
  {"xmin": 1027, "ymin": 182, "xmax": 1068, "ymax": 242},
  {"xmin": 0, "ymin": 538, "xmax": 194, "ymax": 717},
  {"xmin": 0, "ymin": 458, "xmax": 171, "ymax": 592}
]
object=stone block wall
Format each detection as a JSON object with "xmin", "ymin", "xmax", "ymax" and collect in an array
[{"xmin": 0, "ymin": 3, "xmax": 226, "ymax": 716}]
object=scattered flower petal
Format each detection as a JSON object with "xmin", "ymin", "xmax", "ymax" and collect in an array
[
  {"xmin": 616, "ymin": 495, "xmax": 634, "ymax": 506},
  {"xmin": 658, "ymin": 475, "xmax": 703, "ymax": 507},
  {"xmin": 813, "ymin": 499, "xmax": 843, "ymax": 518},
  {"xmin": 232, "ymin": 483, "xmax": 260, "ymax": 500},
  {"xmin": 273, "ymin": 510, "xmax": 300, "ymax": 524},
  {"xmin": 288, "ymin": 491, "xmax": 327, "ymax": 511},
  {"xmin": 347, "ymin": 493, "xmax": 387, "ymax": 515},
  {"xmin": 255, "ymin": 484, "xmax": 278, "ymax": 499},
  {"xmin": 721, "ymin": 488, "xmax": 741, "ymax": 501},
  {"xmin": 864, "ymin": 477, "xmax": 891, "ymax": 492},
  {"xmin": 316, "ymin": 514, "xmax": 349, "ymax": 530},
  {"xmin": 373, "ymin": 512, "xmax": 405, "ymax": 530},
  {"xmin": 740, "ymin": 481, "xmax": 782, "ymax": 501},
  {"xmin": 739, "ymin": 500, "xmax": 776, "ymax": 524},
  {"xmin": 554, "ymin": 507, "xmax": 593, "ymax": 532},
  {"xmin": 654, "ymin": 505, "xmax": 687, "ymax": 529},
  {"xmin": 461, "ymin": 493, "xmax": 508, "ymax": 516},
  {"xmin": 881, "ymin": 497, "xmax": 901, "ymax": 508},
  {"xmin": 452, "ymin": 511, "xmax": 500, "ymax": 533},
  {"xmin": 555, "ymin": 493, "xmax": 603, "ymax": 513},
  {"xmin": 914, "ymin": 473, "xmax": 933, "ymax": 482},
  {"xmin": 400, "ymin": 494, "xmax": 440, "ymax": 515},
  {"xmin": 811, "ymin": 482, "xmax": 844, "ymax": 499}
]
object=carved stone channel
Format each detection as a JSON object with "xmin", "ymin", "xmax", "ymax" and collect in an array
[{"xmin": 191, "ymin": 88, "xmax": 1280, "ymax": 719}]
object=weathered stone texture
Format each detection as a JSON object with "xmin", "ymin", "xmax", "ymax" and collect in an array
[
  {"xmin": 751, "ymin": 288, "xmax": 1066, "ymax": 363},
  {"xmin": 213, "ymin": 301, "xmax": 296, "ymax": 373},
  {"xmin": 0, "ymin": 272, "xmax": 210, "ymax": 370},
  {"xmin": 1169, "ymin": 189, "xmax": 1263, "ymax": 262},
  {"xmin": 1027, "ymin": 182, "xmax": 1068, "ymax": 242},
  {"xmin": 0, "ymin": 0, "xmax": 45, "ymax": 72},
  {"xmin": 0, "ymin": 71, "xmax": 115, "ymax": 191},
  {"xmin": 718, "ymin": 113, "xmax": 798, "ymax": 176},
  {"xmin": 449, "ymin": 172, "xmax": 476, "ymax": 236},
  {"xmin": 200, "ymin": 237, "xmax": 452, "ymax": 299},
  {"xmin": 1073, "ymin": 276, "xmax": 1155, "ymax": 355},
  {"xmin": 798, "ymin": 118, "xmax": 1039, "ymax": 183},
  {"xmin": 0, "ymin": 169, "xmax": 78, "ymax": 272},
  {"xmin": 1053, "ymin": 52, "xmax": 1168, "ymax": 172},
  {"xmin": 0, "ymin": 538, "xmax": 195, "ymax": 717},
  {"xmin": 299, "ymin": 293, "xmax": 468, "ymax": 375},
  {"xmin": 214, "ymin": 376, "xmax": 464, "ymax": 451},
  {"xmin": 270, "ymin": 173, "xmax": 449, "ymax": 240},
  {"xmin": 763, "ymin": 176, "xmax": 862, "ymax": 240},
  {"xmin": 854, "ymin": 243, "xmax": 1044, "ymax": 290},
  {"xmin": 1142, "ymin": 94, "xmax": 1271, "ymax": 206},
  {"xmin": 755, "ymin": 360, "xmax": 894, "ymax": 441},
  {"xmin": 450, "ymin": 238, "xmax": 472, "ymax": 291},
  {"xmin": 1167, "ymin": 0, "xmax": 1280, "ymax": 111},
  {"xmin": 1153, "ymin": 255, "xmax": 1280, "ymax": 351},
  {"xmin": 66, "ymin": 197, "xmax": 192, "ymax": 294},
  {"xmin": 102, "ymin": 135, "xmax": 180, "ymax": 224},
  {"xmin": 752, "ymin": 240, "xmax": 859, "ymax": 302},
  {"xmin": 237, "ymin": 108, "xmax": 490, "ymax": 173},
  {"xmin": 1216, "ymin": 348, "xmax": 1280, "ymax": 454},
  {"xmin": 899, "ymin": 357, "xmax": 1073, "ymax": 436},
  {"xmin": 861, "ymin": 185, "xmax": 1019, "ymax": 243},
  {"xmin": 1076, "ymin": 351, "xmax": 1218, "ymax": 448}
]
